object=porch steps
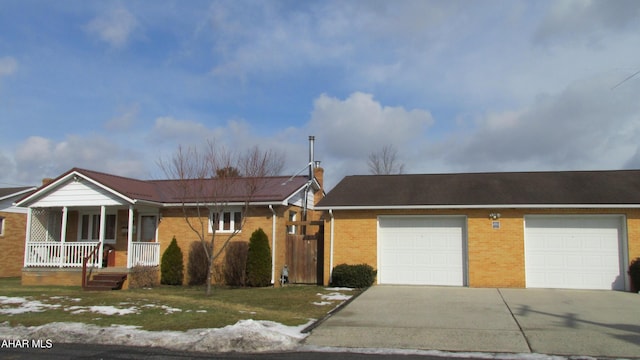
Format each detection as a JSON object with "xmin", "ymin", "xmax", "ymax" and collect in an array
[{"xmin": 84, "ymin": 273, "xmax": 128, "ymax": 291}]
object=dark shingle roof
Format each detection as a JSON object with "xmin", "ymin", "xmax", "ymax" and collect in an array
[
  {"xmin": 0, "ymin": 187, "xmax": 36, "ymax": 201},
  {"xmin": 23, "ymin": 168, "xmax": 310, "ymax": 205},
  {"xmin": 317, "ymin": 170, "xmax": 640, "ymax": 208}
]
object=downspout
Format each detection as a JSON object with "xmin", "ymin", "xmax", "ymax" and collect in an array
[
  {"xmin": 329, "ymin": 209, "xmax": 334, "ymax": 283},
  {"xmin": 269, "ymin": 205, "xmax": 277, "ymax": 285}
]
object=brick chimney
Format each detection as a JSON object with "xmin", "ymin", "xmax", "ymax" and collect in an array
[
  {"xmin": 42, "ymin": 178, "xmax": 54, "ymax": 186},
  {"xmin": 313, "ymin": 163, "xmax": 324, "ymax": 205}
]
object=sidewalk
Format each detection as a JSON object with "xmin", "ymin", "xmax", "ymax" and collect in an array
[{"xmin": 304, "ymin": 286, "xmax": 640, "ymax": 358}]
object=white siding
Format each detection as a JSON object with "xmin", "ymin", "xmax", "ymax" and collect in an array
[{"xmin": 31, "ymin": 179, "xmax": 126, "ymax": 207}]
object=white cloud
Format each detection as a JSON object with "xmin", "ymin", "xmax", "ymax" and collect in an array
[
  {"xmin": 305, "ymin": 92, "xmax": 433, "ymax": 187},
  {"xmin": 443, "ymin": 73, "xmax": 640, "ymax": 172},
  {"xmin": 12, "ymin": 135, "xmax": 148, "ymax": 184},
  {"xmin": 86, "ymin": 6, "xmax": 139, "ymax": 48},
  {"xmin": 105, "ymin": 103, "xmax": 139, "ymax": 131},
  {"xmin": 0, "ymin": 56, "xmax": 18, "ymax": 77},
  {"xmin": 309, "ymin": 92, "xmax": 433, "ymax": 159},
  {"xmin": 149, "ymin": 116, "xmax": 223, "ymax": 146},
  {"xmin": 534, "ymin": 0, "xmax": 640, "ymax": 46}
]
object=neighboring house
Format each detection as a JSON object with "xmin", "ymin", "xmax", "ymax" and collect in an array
[
  {"xmin": 16, "ymin": 166, "xmax": 324, "ymax": 287},
  {"xmin": 317, "ymin": 170, "xmax": 640, "ymax": 291},
  {"xmin": 0, "ymin": 186, "xmax": 37, "ymax": 277}
]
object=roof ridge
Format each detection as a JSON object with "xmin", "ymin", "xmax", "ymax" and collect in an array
[
  {"xmin": 348, "ymin": 168, "xmax": 640, "ymax": 178},
  {"xmin": 74, "ymin": 167, "xmax": 151, "ymax": 183}
]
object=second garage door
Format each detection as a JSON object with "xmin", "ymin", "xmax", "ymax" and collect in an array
[
  {"xmin": 378, "ymin": 216, "xmax": 466, "ymax": 286},
  {"xmin": 524, "ymin": 215, "xmax": 626, "ymax": 290}
]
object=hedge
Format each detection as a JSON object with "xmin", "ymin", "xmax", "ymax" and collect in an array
[{"xmin": 331, "ymin": 263, "xmax": 377, "ymax": 288}]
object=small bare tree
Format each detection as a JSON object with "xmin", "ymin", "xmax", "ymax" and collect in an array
[
  {"xmin": 368, "ymin": 144, "xmax": 405, "ymax": 175},
  {"xmin": 158, "ymin": 140, "xmax": 284, "ymax": 295}
]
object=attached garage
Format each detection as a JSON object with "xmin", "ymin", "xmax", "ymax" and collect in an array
[
  {"xmin": 319, "ymin": 170, "xmax": 640, "ymax": 290},
  {"xmin": 524, "ymin": 215, "xmax": 627, "ymax": 290},
  {"xmin": 377, "ymin": 216, "xmax": 466, "ymax": 286}
]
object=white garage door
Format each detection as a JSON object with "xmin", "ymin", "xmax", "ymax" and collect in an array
[
  {"xmin": 378, "ymin": 216, "xmax": 466, "ymax": 286},
  {"xmin": 524, "ymin": 215, "xmax": 626, "ymax": 290}
]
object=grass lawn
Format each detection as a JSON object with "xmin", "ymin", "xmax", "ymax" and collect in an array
[{"xmin": 0, "ymin": 278, "xmax": 356, "ymax": 331}]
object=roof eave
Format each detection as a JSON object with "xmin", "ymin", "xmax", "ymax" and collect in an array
[
  {"xmin": 316, "ymin": 203, "xmax": 640, "ymax": 210},
  {"xmin": 162, "ymin": 200, "xmax": 287, "ymax": 208}
]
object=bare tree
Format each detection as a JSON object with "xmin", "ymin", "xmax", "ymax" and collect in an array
[
  {"xmin": 368, "ymin": 144, "xmax": 405, "ymax": 175},
  {"xmin": 158, "ymin": 140, "xmax": 285, "ymax": 295}
]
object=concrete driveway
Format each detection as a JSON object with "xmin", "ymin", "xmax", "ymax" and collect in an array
[{"xmin": 304, "ymin": 286, "xmax": 640, "ymax": 358}]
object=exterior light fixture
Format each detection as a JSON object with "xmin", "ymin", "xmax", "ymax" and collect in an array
[{"xmin": 489, "ymin": 212, "xmax": 501, "ymax": 220}]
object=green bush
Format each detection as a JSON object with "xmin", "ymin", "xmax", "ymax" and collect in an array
[
  {"xmin": 331, "ymin": 263, "xmax": 377, "ymax": 288},
  {"xmin": 161, "ymin": 237, "xmax": 184, "ymax": 285},
  {"xmin": 628, "ymin": 257, "xmax": 640, "ymax": 292},
  {"xmin": 188, "ymin": 241, "xmax": 210, "ymax": 286},
  {"xmin": 224, "ymin": 241, "xmax": 249, "ymax": 286},
  {"xmin": 246, "ymin": 228, "xmax": 272, "ymax": 287}
]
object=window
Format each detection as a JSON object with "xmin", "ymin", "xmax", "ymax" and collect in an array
[
  {"xmin": 209, "ymin": 210, "xmax": 242, "ymax": 233},
  {"xmin": 139, "ymin": 215, "xmax": 157, "ymax": 242},
  {"xmin": 287, "ymin": 211, "xmax": 297, "ymax": 234},
  {"xmin": 0, "ymin": 216, "xmax": 4, "ymax": 236},
  {"xmin": 79, "ymin": 213, "xmax": 116, "ymax": 243}
]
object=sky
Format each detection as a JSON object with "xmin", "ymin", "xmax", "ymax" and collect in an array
[{"xmin": 1, "ymin": 0, "xmax": 640, "ymax": 191}]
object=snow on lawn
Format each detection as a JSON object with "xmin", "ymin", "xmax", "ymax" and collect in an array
[
  {"xmin": 1, "ymin": 296, "xmax": 184, "ymax": 316},
  {"xmin": 0, "ymin": 288, "xmax": 357, "ymax": 353},
  {"xmin": 0, "ymin": 319, "xmax": 314, "ymax": 352}
]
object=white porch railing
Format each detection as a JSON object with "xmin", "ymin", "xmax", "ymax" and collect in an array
[
  {"xmin": 25, "ymin": 242, "xmax": 161, "ymax": 268},
  {"xmin": 24, "ymin": 242, "xmax": 101, "ymax": 268},
  {"xmin": 129, "ymin": 242, "xmax": 161, "ymax": 267}
]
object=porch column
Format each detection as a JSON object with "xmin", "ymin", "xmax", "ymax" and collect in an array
[
  {"xmin": 23, "ymin": 208, "xmax": 33, "ymax": 267},
  {"xmin": 127, "ymin": 205, "xmax": 134, "ymax": 268},
  {"xmin": 98, "ymin": 205, "xmax": 106, "ymax": 268},
  {"xmin": 59, "ymin": 207, "xmax": 68, "ymax": 268}
]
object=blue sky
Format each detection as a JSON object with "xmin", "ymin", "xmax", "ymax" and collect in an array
[{"xmin": 2, "ymin": 0, "xmax": 640, "ymax": 190}]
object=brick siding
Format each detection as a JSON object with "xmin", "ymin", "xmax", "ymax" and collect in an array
[
  {"xmin": 323, "ymin": 208, "xmax": 640, "ymax": 288},
  {"xmin": 0, "ymin": 211, "xmax": 27, "ymax": 277}
]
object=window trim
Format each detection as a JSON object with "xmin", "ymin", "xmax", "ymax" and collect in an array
[
  {"xmin": 0, "ymin": 216, "xmax": 4, "ymax": 237},
  {"xmin": 137, "ymin": 213, "xmax": 159, "ymax": 242},
  {"xmin": 287, "ymin": 211, "xmax": 297, "ymax": 234},
  {"xmin": 78, "ymin": 212, "xmax": 117, "ymax": 244},
  {"xmin": 208, "ymin": 209, "xmax": 243, "ymax": 234}
]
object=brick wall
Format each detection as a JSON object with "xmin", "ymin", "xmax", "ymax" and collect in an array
[
  {"xmin": 324, "ymin": 208, "xmax": 640, "ymax": 288},
  {"xmin": 0, "ymin": 211, "xmax": 27, "ymax": 277},
  {"xmin": 158, "ymin": 205, "xmax": 295, "ymax": 286}
]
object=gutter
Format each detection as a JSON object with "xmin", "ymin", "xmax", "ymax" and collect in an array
[
  {"xmin": 328, "ymin": 209, "xmax": 334, "ymax": 284},
  {"xmin": 269, "ymin": 205, "xmax": 277, "ymax": 285}
]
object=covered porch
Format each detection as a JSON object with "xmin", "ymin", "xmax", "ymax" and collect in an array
[{"xmin": 23, "ymin": 205, "xmax": 160, "ymax": 269}]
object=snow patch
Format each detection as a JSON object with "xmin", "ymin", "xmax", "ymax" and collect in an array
[
  {"xmin": 88, "ymin": 306, "xmax": 139, "ymax": 316},
  {"xmin": 312, "ymin": 301, "xmax": 332, "ymax": 306},
  {"xmin": 324, "ymin": 287, "xmax": 354, "ymax": 291},
  {"xmin": 318, "ymin": 292, "xmax": 352, "ymax": 301},
  {"xmin": 0, "ymin": 296, "xmax": 60, "ymax": 315}
]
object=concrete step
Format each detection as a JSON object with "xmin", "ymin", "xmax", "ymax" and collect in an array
[{"xmin": 84, "ymin": 272, "xmax": 127, "ymax": 291}]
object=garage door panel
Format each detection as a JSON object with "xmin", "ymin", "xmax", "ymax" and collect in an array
[
  {"xmin": 525, "ymin": 216, "xmax": 624, "ymax": 290},
  {"xmin": 379, "ymin": 216, "xmax": 465, "ymax": 286}
]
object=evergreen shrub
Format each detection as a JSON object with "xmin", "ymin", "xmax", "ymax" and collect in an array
[
  {"xmin": 246, "ymin": 228, "xmax": 272, "ymax": 287},
  {"xmin": 160, "ymin": 237, "xmax": 184, "ymax": 285}
]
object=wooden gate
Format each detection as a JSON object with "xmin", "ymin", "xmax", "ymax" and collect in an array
[{"xmin": 285, "ymin": 224, "xmax": 324, "ymax": 284}]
